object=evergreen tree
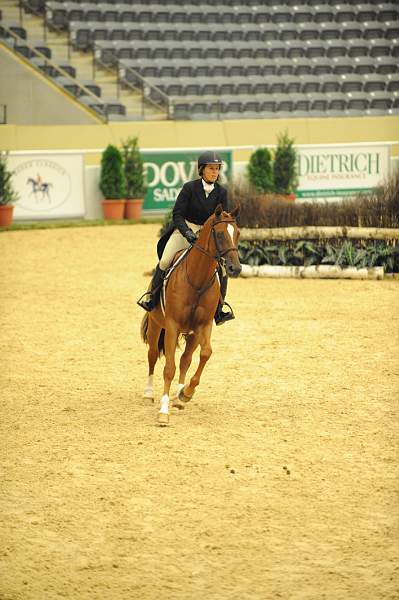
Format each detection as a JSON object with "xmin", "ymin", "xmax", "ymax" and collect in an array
[{"xmin": 247, "ymin": 147, "xmax": 274, "ymax": 193}]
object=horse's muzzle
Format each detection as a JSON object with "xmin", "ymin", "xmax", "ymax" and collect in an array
[{"xmin": 226, "ymin": 263, "xmax": 242, "ymax": 278}]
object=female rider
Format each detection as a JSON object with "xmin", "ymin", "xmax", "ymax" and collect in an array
[{"xmin": 137, "ymin": 151, "xmax": 235, "ymax": 326}]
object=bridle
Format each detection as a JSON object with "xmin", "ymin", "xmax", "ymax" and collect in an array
[
  {"xmin": 185, "ymin": 216, "xmax": 240, "ymax": 300},
  {"xmin": 191, "ymin": 217, "xmax": 239, "ymax": 267}
]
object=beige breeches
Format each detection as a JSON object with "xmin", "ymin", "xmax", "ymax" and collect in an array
[{"xmin": 159, "ymin": 221, "xmax": 202, "ymax": 271}]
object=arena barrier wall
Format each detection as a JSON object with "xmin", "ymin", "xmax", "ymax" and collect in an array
[{"xmin": 6, "ymin": 141, "xmax": 399, "ymax": 220}]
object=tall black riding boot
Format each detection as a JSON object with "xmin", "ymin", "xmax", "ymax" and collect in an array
[
  {"xmin": 214, "ymin": 273, "xmax": 235, "ymax": 326},
  {"xmin": 137, "ymin": 265, "xmax": 165, "ymax": 312}
]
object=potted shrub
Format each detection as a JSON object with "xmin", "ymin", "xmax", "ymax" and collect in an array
[
  {"xmin": 247, "ymin": 147, "xmax": 274, "ymax": 195},
  {"xmin": 121, "ymin": 136, "xmax": 146, "ymax": 220},
  {"xmin": 273, "ymin": 131, "xmax": 299, "ymax": 201},
  {"xmin": 99, "ymin": 144, "xmax": 126, "ymax": 220},
  {"xmin": 0, "ymin": 151, "xmax": 18, "ymax": 227}
]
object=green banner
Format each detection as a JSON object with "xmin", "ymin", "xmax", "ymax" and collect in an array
[
  {"xmin": 296, "ymin": 187, "xmax": 376, "ymax": 198},
  {"xmin": 141, "ymin": 150, "xmax": 232, "ymax": 212}
]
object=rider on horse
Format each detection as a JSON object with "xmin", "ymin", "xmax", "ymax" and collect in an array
[{"xmin": 137, "ymin": 151, "xmax": 236, "ymax": 326}]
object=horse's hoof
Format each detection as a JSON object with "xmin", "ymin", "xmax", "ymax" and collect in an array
[
  {"xmin": 172, "ymin": 398, "xmax": 186, "ymax": 410},
  {"xmin": 178, "ymin": 387, "xmax": 194, "ymax": 403},
  {"xmin": 143, "ymin": 389, "xmax": 154, "ymax": 402},
  {"xmin": 158, "ymin": 412, "xmax": 169, "ymax": 427}
]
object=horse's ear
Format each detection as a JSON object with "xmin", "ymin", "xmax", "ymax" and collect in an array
[
  {"xmin": 230, "ymin": 204, "xmax": 240, "ymax": 218},
  {"xmin": 215, "ymin": 204, "xmax": 223, "ymax": 218}
]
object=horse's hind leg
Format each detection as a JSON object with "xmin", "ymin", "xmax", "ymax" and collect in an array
[
  {"xmin": 144, "ymin": 316, "xmax": 161, "ymax": 401},
  {"xmin": 181, "ymin": 325, "xmax": 212, "ymax": 401}
]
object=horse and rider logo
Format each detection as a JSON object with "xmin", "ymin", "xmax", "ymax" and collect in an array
[{"xmin": 27, "ymin": 174, "xmax": 53, "ymax": 202}]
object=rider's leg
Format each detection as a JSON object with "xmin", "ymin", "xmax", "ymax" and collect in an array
[
  {"xmin": 214, "ymin": 271, "xmax": 235, "ymax": 326},
  {"xmin": 137, "ymin": 229, "xmax": 191, "ymax": 312},
  {"xmin": 137, "ymin": 264, "xmax": 165, "ymax": 312}
]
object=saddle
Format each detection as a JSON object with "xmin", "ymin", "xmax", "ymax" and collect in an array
[{"xmin": 160, "ymin": 248, "xmax": 190, "ymax": 314}]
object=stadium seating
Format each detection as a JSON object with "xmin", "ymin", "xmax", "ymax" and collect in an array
[{"xmin": 3, "ymin": 1, "xmax": 399, "ymax": 120}]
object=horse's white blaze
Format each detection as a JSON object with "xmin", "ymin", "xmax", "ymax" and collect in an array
[
  {"xmin": 159, "ymin": 393, "xmax": 170, "ymax": 415},
  {"xmin": 227, "ymin": 224, "xmax": 234, "ymax": 243}
]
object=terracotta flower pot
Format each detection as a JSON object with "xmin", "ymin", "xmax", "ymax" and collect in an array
[
  {"xmin": 125, "ymin": 199, "xmax": 143, "ymax": 220},
  {"xmin": 0, "ymin": 204, "xmax": 14, "ymax": 227},
  {"xmin": 101, "ymin": 200, "xmax": 126, "ymax": 220},
  {"xmin": 275, "ymin": 193, "xmax": 296, "ymax": 202}
]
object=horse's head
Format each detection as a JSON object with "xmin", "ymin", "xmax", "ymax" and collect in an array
[{"xmin": 211, "ymin": 204, "xmax": 242, "ymax": 278}]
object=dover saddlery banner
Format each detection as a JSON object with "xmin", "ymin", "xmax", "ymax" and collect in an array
[
  {"xmin": 142, "ymin": 150, "xmax": 232, "ymax": 211},
  {"xmin": 9, "ymin": 153, "xmax": 85, "ymax": 220},
  {"xmin": 296, "ymin": 144, "xmax": 390, "ymax": 199}
]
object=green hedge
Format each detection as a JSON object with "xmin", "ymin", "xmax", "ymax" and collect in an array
[{"xmin": 238, "ymin": 239, "xmax": 399, "ymax": 273}]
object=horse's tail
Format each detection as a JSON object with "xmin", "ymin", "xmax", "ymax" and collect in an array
[
  {"xmin": 158, "ymin": 328, "xmax": 165, "ymax": 357},
  {"xmin": 140, "ymin": 313, "xmax": 149, "ymax": 344},
  {"xmin": 140, "ymin": 313, "xmax": 165, "ymax": 358}
]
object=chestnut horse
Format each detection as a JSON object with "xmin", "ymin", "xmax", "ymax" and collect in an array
[{"xmin": 140, "ymin": 204, "xmax": 241, "ymax": 426}]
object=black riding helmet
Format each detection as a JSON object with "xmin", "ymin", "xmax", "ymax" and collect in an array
[{"xmin": 198, "ymin": 151, "xmax": 223, "ymax": 177}]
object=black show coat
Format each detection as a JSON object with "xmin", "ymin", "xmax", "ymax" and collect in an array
[{"xmin": 157, "ymin": 178, "xmax": 229, "ymax": 259}]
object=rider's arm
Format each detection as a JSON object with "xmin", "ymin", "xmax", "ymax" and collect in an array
[
  {"xmin": 220, "ymin": 187, "xmax": 229, "ymax": 212},
  {"xmin": 173, "ymin": 183, "xmax": 192, "ymax": 238}
]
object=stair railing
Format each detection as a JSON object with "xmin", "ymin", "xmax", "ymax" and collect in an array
[
  {"xmin": 0, "ymin": 104, "xmax": 7, "ymax": 124},
  {"xmin": 0, "ymin": 27, "xmax": 108, "ymax": 122},
  {"xmin": 17, "ymin": 0, "xmax": 71, "ymax": 59},
  {"xmin": 94, "ymin": 47, "xmax": 172, "ymax": 119}
]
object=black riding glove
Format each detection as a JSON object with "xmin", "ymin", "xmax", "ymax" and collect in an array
[{"xmin": 185, "ymin": 229, "xmax": 197, "ymax": 244}]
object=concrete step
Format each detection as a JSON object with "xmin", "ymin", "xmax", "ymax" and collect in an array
[{"xmin": 1, "ymin": 0, "xmax": 168, "ymax": 120}]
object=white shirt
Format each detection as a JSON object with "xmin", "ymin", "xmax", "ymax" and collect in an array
[{"xmin": 202, "ymin": 179, "xmax": 215, "ymax": 197}]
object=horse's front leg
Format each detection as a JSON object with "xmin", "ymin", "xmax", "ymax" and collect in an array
[
  {"xmin": 159, "ymin": 322, "xmax": 179, "ymax": 426},
  {"xmin": 181, "ymin": 325, "xmax": 212, "ymax": 401},
  {"xmin": 173, "ymin": 333, "xmax": 199, "ymax": 409}
]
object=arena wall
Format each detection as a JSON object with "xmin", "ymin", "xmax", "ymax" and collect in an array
[{"xmin": 1, "ymin": 117, "xmax": 399, "ymax": 164}]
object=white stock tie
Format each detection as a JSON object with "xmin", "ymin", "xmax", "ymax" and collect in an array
[{"xmin": 202, "ymin": 180, "xmax": 215, "ymax": 197}]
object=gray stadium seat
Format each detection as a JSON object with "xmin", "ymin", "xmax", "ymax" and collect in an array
[
  {"xmin": 362, "ymin": 23, "xmax": 385, "ymax": 40},
  {"xmin": 387, "ymin": 75, "xmax": 399, "ymax": 92},
  {"xmin": 377, "ymin": 5, "xmax": 399, "ymax": 22},
  {"xmin": 319, "ymin": 24, "xmax": 341, "ymax": 41},
  {"xmin": 54, "ymin": 75, "xmax": 80, "ymax": 97},
  {"xmin": 309, "ymin": 93, "xmax": 329, "ymax": 113},
  {"xmin": 327, "ymin": 93, "xmax": 348, "ymax": 112},
  {"xmin": 335, "ymin": 5, "xmax": 357, "ymax": 23},
  {"xmin": 340, "ymin": 74, "xmax": 364, "ymax": 93},
  {"xmin": 321, "ymin": 78, "xmax": 341, "ymax": 94},
  {"xmin": 353, "ymin": 57, "xmax": 375, "ymax": 74},
  {"xmin": 292, "ymin": 7, "xmax": 315, "ymax": 23},
  {"xmin": 313, "ymin": 5, "xmax": 335, "ymax": 23},
  {"xmin": 301, "ymin": 75, "xmax": 321, "ymax": 93},
  {"xmin": 369, "ymin": 92, "xmax": 393, "ymax": 112},
  {"xmin": 341, "ymin": 21, "xmax": 364, "ymax": 40},
  {"xmin": 347, "ymin": 40, "xmax": 369, "ymax": 58},
  {"xmin": 357, "ymin": 5, "xmax": 378, "ymax": 22},
  {"xmin": 312, "ymin": 57, "xmax": 334, "ymax": 75},
  {"xmin": 346, "ymin": 92, "xmax": 369, "ymax": 112},
  {"xmin": 363, "ymin": 74, "xmax": 387, "ymax": 92},
  {"xmin": 369, "ymin": 39, "xmax": 392, "ymax": 58},
  {"xmin": 298, "ymin": 23, "xmax": 320, "ymax": 41}
]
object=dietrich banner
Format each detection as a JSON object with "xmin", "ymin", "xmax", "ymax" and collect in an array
[{"xmin": 296, "ymin": 144, "xmax": 390, "ymax": 198}]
